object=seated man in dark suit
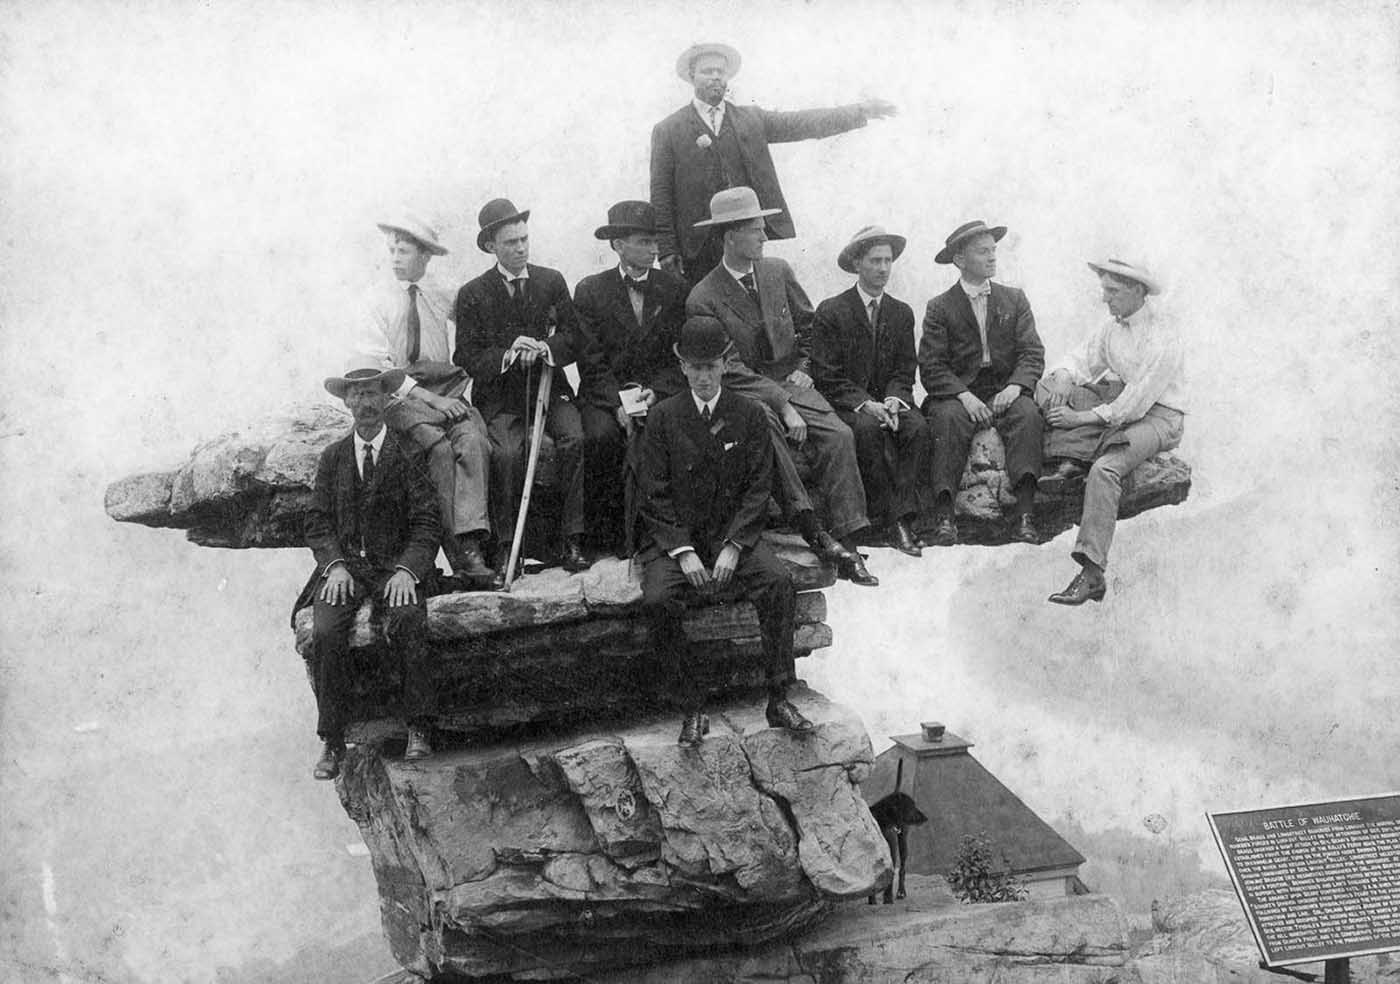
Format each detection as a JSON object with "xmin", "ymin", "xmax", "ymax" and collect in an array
[
  {"xmin": 638, "ymin": 317, "xmax": 816, "ymax": 747},
  {"xmin": 301, "ymin": 366, "xmax": 442, "ymax": 780},
  {"xmin": 812, "ymin": 225, "xmax": 930, "ymax": 557},
  {"xmin": 686, "ymin": 186, "xmax": 879, "ymax": 587},
  {"xmin": 919, "ymin": 220, "xmax": 1045, "ymax": 546},
  {"xmin": 454, "ymin": 198, "xmax": 589, "ymax": 578},
  {"xmin": 574, "ymin": 200, "xmax": 689, "ymax": 555}
]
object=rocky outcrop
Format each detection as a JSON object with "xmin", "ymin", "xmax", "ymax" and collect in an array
[
  {"xmin": 339, "ymin": 687, "xmax": 890, "ymax": 980},
  {"xmin": 104, "ymin": 404, "xmax": 1192, "ymax": 549}
]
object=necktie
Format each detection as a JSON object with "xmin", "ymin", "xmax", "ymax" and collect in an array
[
  {"xmin": 739, "ymin": 272, "xmax": 760, "ymax": 310},
  {"xmin": 701, "ymin": 404, "xmax": 711, "ymax": 424},
  {"xmin": 868, "ymin": 298, "xmax": 879, "ymax": 330},
  {"xmin": 511, "ymin": 277, "xmax": 528, "ymax": 322},
  {"xmin": 406, "ymin": 284, "xmax": 421, "ymax": 363},
  {"xmin": 625, "ymin": 277, "xmax": 647, "ymax": 292},
  {"xmin": 362, "ymin": 442, "xmax": 376, "ymax": 487},
  {"xmin": 708, "ymin": 105, "xmax": 720, "ymax": 133}
]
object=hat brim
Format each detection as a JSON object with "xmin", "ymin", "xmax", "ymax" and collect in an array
[
  {"xmin": 477, "ymin": 209, "xmax": 531, "ymax": 252},
  {"xmin": 693, "ymin": 205, "xmax": 782, "ymax": 228},
  {"xmin": 594, "ymin": 223, "xmax": 658, "ymax": 240},
  {"xmin": 838, "ymin": 234, "xmax": 907, "ymax": 273},
  {"xmin": 1087, "ymin": 260, "xmax": 1161, "ymax": 295},
  {"xmin": 934, "ymin": 225, "xmax": 1007, "ymax": 265},
  {"xmin": 672, "ymin": 339, "xmax": 735, "ymax": 362},
  {"xmin": 676, "ymin": 43, "xmax": 741, "ymax": 82},
  {"xmin": 325, "ymin": 368, "xmax": 406, "ymax": 400},
  {"xmin": 376, "ymin": 223, "xmax": 448, "ymax": 255}
]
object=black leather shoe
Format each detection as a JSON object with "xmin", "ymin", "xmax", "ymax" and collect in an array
[
  {"xmin": 677, "ymin": 711, "xmax": 710, "ymax": 747},
  {"xmin": 404, "ymin": 726, "xmax": 432, "ymax": 761},
  {"xmin": 313, "ymin": 740, "xmax": 345, "ymax": 781},
  {"xmin": 452, "ymin": 534, "xmax": 496, "ymax": 580},
  {"xmin": 838, "ymin": 551, "xmax": 880, "ymax": 587},
  {"xmin": 1010, "ymin": 514, "xmax": 1041, "ymax": 545},
  {"xmin": 766, "ymin": 698, "xmax": 815, "ymax": 733},
  {"xmin": 561, "ymin": 536, "xmax": 590, "ymax": 573},
  {"xmin": 1048, "ymin": 569, "xmax": 1106, "ymax": 605},
  {"xmin": 811, "ymin": 530, "xmax": 854, "ymax": 563},
  {"xmin": 1037, "ymin": 460, "xmax": 1088, "ymax": 495},
  {"xmin": 927, "ymin": 515, "xmax": 958, "ymax": 547},
  {"xmin": 888, "ymin": 519, "xmax": 922, "ymax": 558}
]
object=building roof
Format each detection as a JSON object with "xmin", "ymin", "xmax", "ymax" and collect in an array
[{"xmin": 861, "ymin": 727, "xmax": 1085, "ymax": 878}]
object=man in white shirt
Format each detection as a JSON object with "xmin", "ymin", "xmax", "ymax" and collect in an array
[
  {"xmin": 358, "ymin": 215, "xmax": 495, "ymax": 586},
  {"xmin": 1040, "ymin": 258, "xmax": 1187, "ymax": 605}
]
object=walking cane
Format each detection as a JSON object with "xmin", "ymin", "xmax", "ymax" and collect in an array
[{"xmin": 503, "ymin": 359, "xmax": 553, "ymax": 591}]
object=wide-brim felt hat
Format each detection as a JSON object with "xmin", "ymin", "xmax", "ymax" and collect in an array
[
  {"xmin": 693, "ymin": 186, "xmax": 782, "ymax": 228},
  {"xmin": 673, "ymin": 315, "xmax": 735, "ymax": 361},
  {"xmin": 934, "ymin": 220, "xmax": 1007, "ymax": 265},
  {"xmin": 324, "ymin": 366, "xmax": 406, "ymax": 400},
  {"xmin": 376, "ymin": 213, "xmax": 448, "ymax": 255},
  {"xmin": 476, "ymin": 198, "xmax": 531, "ymax": 252},
  {"xmin": 838, "ymin": 225, "xmax": 908, "ymax": 273},
  {"xmin": 595, "ymin": 200, "xmax": 660, "ymax": 239},
  {"xmin": 1087, "ymin": 257, "xmax": 1161, "ymax": 295},
  {"xmin": 676, "ymin": 42, "xmax": 741, "ymax": 82}
]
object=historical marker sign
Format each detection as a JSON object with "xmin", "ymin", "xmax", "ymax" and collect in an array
[{"xmin": 1208, "ymin": 794, "xmax": 1400, "ymax": 967}]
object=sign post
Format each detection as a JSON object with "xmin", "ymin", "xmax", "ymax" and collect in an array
[{"xmin": 1207, "ymin": 794, "xmax": 1400, "ymax": 974}]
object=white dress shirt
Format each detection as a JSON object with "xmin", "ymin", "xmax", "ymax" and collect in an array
[
  {"xmin": 960, "ymin": 278, "xmax": 993, "ymax": 366},
  {"xmin": 1056, "ymin": 298, "xmax": 1188, "ymax": 426},
  {"xmin": 498, "ymin": 262, "xmax": 528, "ymax": 291},
  {"xmin": 693, "ymin": 97, "xmax": 726, "ymax": 134},
  {"xmin": 357, "ymin": 273, "xmax": 457, "ymax": 397},
  {"xmin": 352, "ymin": 426, "xmax": 388, "ymax": 479}
]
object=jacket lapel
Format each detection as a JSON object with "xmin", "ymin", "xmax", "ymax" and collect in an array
[{"xmin": 756, "ymin": 261, "xmax": 790, "ymax": 358}]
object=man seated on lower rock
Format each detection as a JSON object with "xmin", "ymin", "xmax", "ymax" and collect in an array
[
  {"xmin": 637, "ymin": 316, "xmax": 816, "ymax": 747},
  {"xmin": 1039, "ymin": 258, "xmax": 1187, "ymax": 605},
  {"xmin": 299, "ymin": 366, "xmax": 443, "ymax": 779}
]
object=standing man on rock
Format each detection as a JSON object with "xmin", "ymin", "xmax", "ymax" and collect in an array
[
  {"xmin": 574, "ymin": 201, "xmax": 690, "ymax": 555},
  {"xmin": 301, "ymin": 367, "xmax": 442, "ymax": 780},
  {"xmin": 651, "ymin": 41, "xmax": 896, "ymax": 285},
  {"xmin": 1040, "ymin": 259, "xmax": 1186, "ymax": 605},
  {"xmin": 454, "ymin": 199, "xmax": 590, "ymax": 579},
  {"xmin": 638, "ymin": 316, "xmax": 815, "ymax": 747},
  {"xmin": 356, "ymin": 214, "xmax": 495, "ymax": 587},
  {"xmin": 687, "ymin": 187, "xmax": 879, "ymax": 587},
  {"xmin": 812, "ymin": 226, "xmax": 930, "ymax": 557},
  {"xmin": 919, "ymin": 220, "xmax": 1045, "ymax": 547}
]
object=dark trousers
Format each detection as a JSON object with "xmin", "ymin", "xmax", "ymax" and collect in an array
[
  {"xmin": 925, "ymin": 383, "xmax": 1044, "ymax": 503},
  {"xmin": 579, "ymin": 403, "xmax": 627, "ymax": 552},
  {"xmin": 837, "ymin": 407, "xmax": 931, "ymax": 527},
  {"xmin": 485, "ymin": 394, "xmax": 585, "ymax": 545},
  {"xmin": 642, "ymin": 542, "xmax": 797, "ymax": 709},
  {"xmin": 311, "ymin": 562, "xmax": 433, "ymax": 742}
]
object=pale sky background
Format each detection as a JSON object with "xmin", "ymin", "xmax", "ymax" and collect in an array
[{"xmin": 2, "ymin": 1, "xmax": 1399, "ymax": 981}]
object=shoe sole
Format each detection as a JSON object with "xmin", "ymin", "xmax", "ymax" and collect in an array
[{"xmin": 1046, "ymin": 591, "xmax": 1105, "ymax": 606}]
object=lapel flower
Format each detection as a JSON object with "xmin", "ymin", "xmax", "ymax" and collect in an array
[{"xmin": 696, "ymin": 134, "xmax": 713, "ymax": 149}]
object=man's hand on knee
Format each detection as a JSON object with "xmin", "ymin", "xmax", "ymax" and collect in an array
[
  {"xmin": 320, "ymin": 564, "xmax": 357, "ymax": 606},
  {"xmin": 677, "ymin": 550, "xmax": 712, "ymax": 592},
  {"xmin": 712, "ymin": 542, "xmax": 740, "ymax": 588},
  {"xmin": 957, "ymin": 392, "xmax": 992, "ymax": 428},
  {"xmin": 383, "ymin": 569, "xmax": 419, "ymax": 607},
  {"xmin": 1041, "ymin": 370, "xmax": 1075, "ymax": 409},
  {"xmin": 990, "ymin": 385, "xmax": 1021, "ymax": 416}
]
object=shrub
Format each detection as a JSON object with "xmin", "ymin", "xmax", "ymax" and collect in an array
[{"xmin": 946, "ymin": 833, "xmax": 1029, "ymax": 903}]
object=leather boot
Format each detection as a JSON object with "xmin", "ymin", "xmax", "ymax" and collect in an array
[
  {"xmin": 1048, "ymin": 567, "xmax": 1107, "ymax": 605},
  {"xmin": 888, "ymin": 518, "xmax": 921, "ymax": 557},
  {"xmin": 561, "ymin": 535, "xmax": 590, "ymax": 573},
  {"xmin": 313, "ymin": 740, "xmax": 345, "ymax": 781}
]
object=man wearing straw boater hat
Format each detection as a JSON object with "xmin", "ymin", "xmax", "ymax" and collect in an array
[
  {"xmin": 299, "ymin": 366, "xmax": 442, "ymax": 780},
  {"xmin": 573, "ymin": 200, "xmax": 690, "ymax": 554},
  {"xmin": 687, "ymin": 186, "xmax": 880, "ymax": 587},
  {"xmin": 454, "ymin": 198, "xmax": 590, "ymax": 579},
  {"xmin": 356, "ymin": 213, "xmax": 495, "ymax": 587},
  {"xmin": 919, "ymin": 219, "xmax": 1046, "ymax": 547},
  {"xmin": 637, "ymin": 315, "xmax": 815, "ymax": 747},
  {"xmin": 812, "ymin": 225, "xmax": 931, "ymax": 558},
  {"xmin": 651, "ymin": 41, "xmax": 896, "ymax": 285},
  {"xmin": 1040, "ymin": 258, "xmax": 1186, "ymax": 605}
]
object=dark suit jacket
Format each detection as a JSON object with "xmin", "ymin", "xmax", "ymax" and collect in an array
[
  {"xmin": 811, "ymin": 287, "xmax": 917, "ymax": 411},
  {"xmin": 685, "ymin": 256, "xmax": 831, "ymax": 416},
  {"xmin": 650, "ymin": 100, "xmax": 869, "ymax": 263},
  {"xmin": 637, "ymin": 389, "xmax": 774, "ymax": 563},
  {"xmin": 293, "ymin": 429, "xmax": 441, "ymax": 619},
  {"xmin": 453, "ymin": 263, "xmax": 580, "ymax": 419},
  {"xmin": 574, "ymin": 266, "xmax": 688, "ymax": 410},
  {"xmin": 917, "ymin": 282, "xmax": 1045, "ymax": 401}
]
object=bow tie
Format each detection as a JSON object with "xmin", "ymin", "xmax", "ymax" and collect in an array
[{"xmin": 624, "ymin": 277, "xmax": 648, "ymax": 292}]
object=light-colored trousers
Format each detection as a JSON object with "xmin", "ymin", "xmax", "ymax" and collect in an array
[
  {"xmin": 386, "ymin": 397, "xmax": 492, "ymax": 538},
  {"xmin": 1042, "ymin": 383, "xmax": 1184, "ymax": 569}
]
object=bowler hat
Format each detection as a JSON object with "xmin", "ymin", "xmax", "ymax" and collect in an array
[
  {"xmin": 934, "ymin": 220, "xmax": 1007, "ymax": 265},
  {"xmin": 476, "ymin": 198, "xmax": 531, "ymax": 252},
  {"xmin": 376, "ymin": 213, "xmax": 448, "ymax": 255},
  {"xmin": 1087, "ymin": 257, "xmax": 1161, "ymax": 295},
  {"xmin": 324, "ymin": 366, "xmax": 406, "ymax": 400},
  {"xmin": 595, "ymin": 200, "xmax": 660, "ymax": 240},
  {"xmin": 673, "ymin": 315, "xmax": 735, "ymax": 362},
  {"xmin": 676, "ymin": 42, "xmax": 741, "ymax": 82},
  {"xmin": 838, "ymin": 225, "xmax": 908, "ymax": 273},
  {"xmin": 693, "ymin": 186, "xmax": 782, "ymax": 229}
]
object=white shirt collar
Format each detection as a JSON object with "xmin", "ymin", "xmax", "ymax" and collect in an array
[
  {"xmin": 619, "ymin": 264, "xmax": 649, "ymax": 282},
  {"xmin": 693, "ymin": 97, "xmax": 726, "ymax": 128},
  {"xmin": 1117, "ymin": 298, "xmax": 1153, "ymax": 327},
  {"xmin": 497, "ymin": 262, "xmax": 527, "ymax": 283},
  {"xmin": 354, "ymin": 426, "xmax": 387, "ymax": 457},
  {"xmin": 722, "ymin": 258, "xmax": 754, "ymax": 281},
  {"xmin": 856, "ymin": 283, "xmax": 883, "ymax": 307},
  {"xmin": 960, "ymin": 278, "xmax": 992, "ymax": 298},
  {"xmin": 692, "ymin": 389, "xmax": 722, "ymax": 416}
]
